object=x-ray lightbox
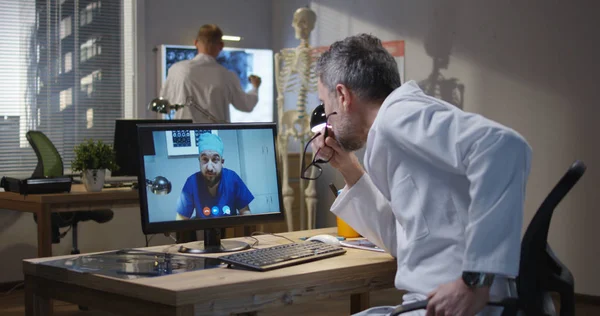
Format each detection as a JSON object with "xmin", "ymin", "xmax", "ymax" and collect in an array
[{"xmin": 157, "ymin": 45, "xmax": 274, "ymax": 123}]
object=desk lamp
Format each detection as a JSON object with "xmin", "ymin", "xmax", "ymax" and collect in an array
[
  {"xmin": 309, "ymin": 103, "xmax": 327, "ymax": 133},
  {"xmin": 147, "ymin": 98, "xmax": 184, "ymax": 120},
  {"xmin": 302, "ymin": 102, "xmax": 330, "ymax": 171},
  {"xmin": 146, "ymin": 176, "xmax": 171, "ymax": 195},
  {"xmin": 148, "ymin": 97, "xmax": 223, "ymax": 123}
]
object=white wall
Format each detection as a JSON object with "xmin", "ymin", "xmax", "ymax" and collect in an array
[
  {"xmin": 271, "ymin": 0, "xmax": 600, "ymax": 295},
  {"xmin": 136, "ymin": 0, "xmax": 273, "ymax": 118}
]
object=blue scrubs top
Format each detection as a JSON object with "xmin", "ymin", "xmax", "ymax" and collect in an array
[{"xmin": 176, "ymin": 168, "xmax": 254, "ymax": 218}]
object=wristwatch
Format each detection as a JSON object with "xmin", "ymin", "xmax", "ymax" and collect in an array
[{"xmin": 462, "ymin": 271, "xmax": 495, "ymax": 288}]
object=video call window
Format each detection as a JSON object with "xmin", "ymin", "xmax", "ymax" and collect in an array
[{"xmin": 142, "ymin": 127, "xmax": 281, "ymax": 224}]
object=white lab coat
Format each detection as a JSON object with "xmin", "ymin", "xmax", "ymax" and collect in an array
[
  {"xmin": 332, "ymin": 81, "xmax": 531, "ymax": 311},
  {"xmin": 160, "ymin": 53, "xmax": 258, "ymax": 123}
]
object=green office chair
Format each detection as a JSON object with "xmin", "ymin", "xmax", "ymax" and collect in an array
[{"xmin": 26, "ymin": 131, "xmax": 114, "ymax": 254}]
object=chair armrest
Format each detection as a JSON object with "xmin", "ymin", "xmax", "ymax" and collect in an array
[
  {"xmin": 488, "ymin": 296, "xmax": 518, "ymax": 307},
  {"xmin": 389, "ymin": 296, "xmax": 518, "ymax": 316},
  {"xmin": 488, "ymin": 297, "xmax": 519, "ymax": 316},
  {"xmin": 389, "ymin": 300, "xmax": 428, "ymax": 316}
]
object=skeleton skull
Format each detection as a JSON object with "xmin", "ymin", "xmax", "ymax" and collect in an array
[{"xmin": 292, "ymin": 7, "xmax": 317, "ymax": 41}]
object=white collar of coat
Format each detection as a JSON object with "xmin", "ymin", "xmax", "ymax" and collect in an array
[
  {"xmin": 381, "ymin": 80, "xmax": 425, "ymax": 105},
  {"xmin": 397, "ymin": 80, "xmax": 423, "ymax": 95},
  {"xmin": 193, "ymin": 53, "xmax": 217, "ymax": 63},
  {"xmin": 377, "ymin": 80, "xmax": 426, "ymax": 114}
]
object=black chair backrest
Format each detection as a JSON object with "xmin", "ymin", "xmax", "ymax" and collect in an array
[{"xmin": 518, "ymin": 160, "xmax": 586, "ymax": 316}]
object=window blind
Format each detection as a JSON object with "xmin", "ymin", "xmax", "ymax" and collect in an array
[{"xmin": 0, "ymin": 0, "xmax": 125, "ymax": 178}]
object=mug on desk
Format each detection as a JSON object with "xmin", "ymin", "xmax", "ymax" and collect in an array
[{"xmin": 336, "ymin": 189, "xmax": 361, "ymax": 238}]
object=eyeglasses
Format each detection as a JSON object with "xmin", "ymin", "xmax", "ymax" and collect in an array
[{"xmin": 301, "ymin": 111, "xmax": 338, "ymax": 180}]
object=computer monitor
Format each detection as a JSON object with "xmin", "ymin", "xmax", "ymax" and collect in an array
[
  {"xmin": 112, "ymin": 119, "xmax": 192, "ymax": 178},
  {"xmin": 136, "ymin": 122, "xmax": 284, "ymax": 253}
]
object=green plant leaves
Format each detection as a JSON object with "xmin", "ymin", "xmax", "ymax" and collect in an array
[{"xmin": 72, "ymin": 139, "xmax": 119, "ymax": 172}]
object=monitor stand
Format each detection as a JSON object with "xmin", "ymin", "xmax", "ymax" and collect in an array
[{"xmin": 178, "ymin": 228, "xmax": 251, "ymax": 254}]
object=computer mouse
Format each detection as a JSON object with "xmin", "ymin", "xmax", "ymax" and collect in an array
[{"xmin": 306, "ymin": 234, "xmax": 341, "ymax": 246}]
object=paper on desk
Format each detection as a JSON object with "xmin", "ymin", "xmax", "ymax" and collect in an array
[{"xmin": 340, "ymin": 239, "xmax": 385, "ymax": 252}]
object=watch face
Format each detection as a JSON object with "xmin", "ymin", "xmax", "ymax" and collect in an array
[
  {"xmin": 462, "ymin": 272, "xmax": 494, "ymax": 287},
  {"xmin": 463, "ymin": 272, "xmax": 479, "ymax": 286}
]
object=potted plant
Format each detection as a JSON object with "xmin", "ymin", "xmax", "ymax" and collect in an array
[{"xmin": 71, "ymin": 139, "xmax": 119, "ymax": 192}]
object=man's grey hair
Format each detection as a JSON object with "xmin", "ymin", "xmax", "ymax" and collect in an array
[{"xmin": 316, "ymin": 34, "xmax": 401, "ymax": 102}]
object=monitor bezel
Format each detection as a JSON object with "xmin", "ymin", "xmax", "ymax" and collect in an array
[
  {"xmin": 136, "ymin": 122, "xmax": 285, "ymax": 235},
  {"xmin": 112, "ymin": 119, "xmax": 193, "ymax": 177}
]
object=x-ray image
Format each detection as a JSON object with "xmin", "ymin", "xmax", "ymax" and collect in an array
[
  {"xmin": 217, "ymin": 51, "xmax": 253, "ymax": 91},
  {"xmin": 165, "ymin": 48, "xmax": 191, "ymax": 71},
  {"xmin": 164, "ymin": 47, "xmax": 253, "ymax": 91},
  {"xmin": 158, "ymin": 44, "xmax": 274, "ymax": 123}
]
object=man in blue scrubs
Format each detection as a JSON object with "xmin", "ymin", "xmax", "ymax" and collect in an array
[{"xmin": 175, "ymin": 133, "xmax": 254, "ymax": 220}]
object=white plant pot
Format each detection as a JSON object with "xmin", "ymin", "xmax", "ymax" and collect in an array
[{"xmin": 82, "ymin": 169, "xmax": 106, "ymax": 192}]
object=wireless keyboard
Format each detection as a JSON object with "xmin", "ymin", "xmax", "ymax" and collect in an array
[{"xmin": 219, "ymin": 242, "xmax": 346, "ymax": 271}]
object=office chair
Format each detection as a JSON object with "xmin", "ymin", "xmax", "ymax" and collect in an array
[
  {"xmin": 26, "ymin": 131, "xmax": 114, "ymax": 254},
  {"xmin": 391, "ymin": 160, "xmax": 586, "ymax": 316}
]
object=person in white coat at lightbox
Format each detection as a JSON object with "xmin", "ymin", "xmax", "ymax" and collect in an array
[
  {"xmin": 160, "ymin": 24, "xmax": 262, "ymax": 123},
  {"xmin": 311, "ymin": 34, "xmax": 532, "ymax": 316}
]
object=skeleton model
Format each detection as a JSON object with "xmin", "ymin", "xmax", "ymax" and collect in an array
[{"xmin": 275, "ymin": 7, "xmax": 321, "ymax": 231}]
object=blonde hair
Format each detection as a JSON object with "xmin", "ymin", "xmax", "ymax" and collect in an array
[{"xmin": 196, "ymin": 24, "xmax": 223, "ymax": 46}]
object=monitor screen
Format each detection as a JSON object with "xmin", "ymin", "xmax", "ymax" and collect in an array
[
  {"xmin": 156, "ymin": 45, "xmax": 274, "ymax": 123},
  {"xmin": 137, "ymin": 123, "xmax": 284, "ymax": 237},
  {"xmin": 112, "ymin": 119, "xmax": 192, "ymax": 177}
]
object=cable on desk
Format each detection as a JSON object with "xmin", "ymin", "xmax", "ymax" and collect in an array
[
  {"xmin": 156, "ymin": 232, "xmax": 292, "ymax": 252},
  {"xmin": 145, "ymin": 234, "xmax": 155, "ymax": 247},
  {"xmin": 145, "ymin": 233, "xmax": 177, "ymax": 248},
  {"xmin": 249, "ymin": 231, "xmax": 296, "ymax": 246},
  {"xmin": 244, "ymin": 235, "xmax": 260, "ymax": 248}
]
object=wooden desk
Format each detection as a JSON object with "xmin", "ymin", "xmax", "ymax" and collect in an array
[
  {"xmin": 0, "ymin": 184, "xmax": 139, "ymax": 257},
  {"xmin": 23, "ymin": 228, "xmax": 397, "ymax": 316}
]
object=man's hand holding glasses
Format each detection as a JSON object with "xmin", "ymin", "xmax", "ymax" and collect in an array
[{"xmin": 302, "ymin": 112, "xmax": 365, "ymax": 187}]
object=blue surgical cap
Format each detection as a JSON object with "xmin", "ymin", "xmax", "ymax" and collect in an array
[{"xmin": 197, "ymin": 133, "xmax": 224, "ymax": 157}]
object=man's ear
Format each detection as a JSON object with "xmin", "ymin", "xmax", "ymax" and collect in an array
[
  {"xmin": 335, "ymin": 84, "xmax": 353, "ymax": 112},
  {"xmin": 221, "ymin": 158, "xmax": 225, "ymax": 164}
]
